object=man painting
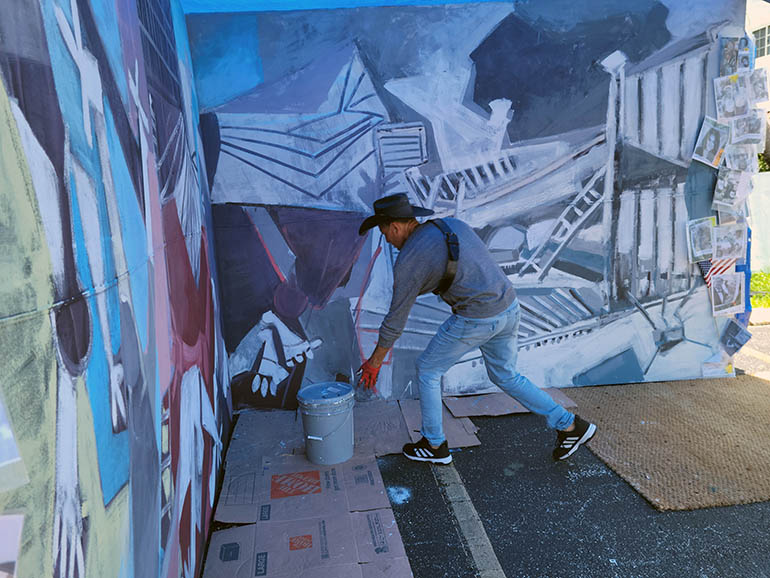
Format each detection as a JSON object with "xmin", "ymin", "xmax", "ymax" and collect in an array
[{"xmin": 357, "ymin": 193, "xmax": 596, "ymax": 464}]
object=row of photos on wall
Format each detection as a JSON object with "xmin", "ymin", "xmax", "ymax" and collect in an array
[{"xmin": 688, "ymin": 34, "xmax": 762, "ymax": 365}]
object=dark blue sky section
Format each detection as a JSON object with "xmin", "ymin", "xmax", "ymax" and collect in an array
[
  {"xmin": 512, "ymin": 0, "xmax": 659, "ymax": 31},
  {"xmin": 471, "ymin": 2, "xmax": 671, "ymax": 140}
]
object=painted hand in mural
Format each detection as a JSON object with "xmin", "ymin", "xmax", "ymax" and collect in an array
[
  {"xmin": 261, "ymin": 311, "xmax": 322, "ymax": 367},
  {"xmin": 230, "ymin": 310, "xmax": 323, "ymax": 398},
  {"xmin": 252, "ymin": 331, "xmax": 323, "ymax": 397},
  {"xmin": 252, "ymin": 335, "xmax": 290, "ymax": 396}
]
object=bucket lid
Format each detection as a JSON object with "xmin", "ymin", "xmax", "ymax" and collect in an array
[{"xmin": 297, "ymin": 382, "xmax": 354, "ymax": 404}]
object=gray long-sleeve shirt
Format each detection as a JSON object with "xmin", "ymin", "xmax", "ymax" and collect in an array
[{"xmin": 377, "ymin": 218, "xmax": 517, "ymax": 349}]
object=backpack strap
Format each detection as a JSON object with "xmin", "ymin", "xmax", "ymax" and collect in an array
[{"xmin": 429, "ymin": 219, "xmax": 459, "ymax": 295}]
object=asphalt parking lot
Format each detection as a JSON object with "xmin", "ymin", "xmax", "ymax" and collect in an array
[{"xmin": 379, "ymin": 325, "xmax": 770, "ymax": 578}]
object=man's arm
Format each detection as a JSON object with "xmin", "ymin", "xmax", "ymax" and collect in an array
[
  {"xmin": 357, "ymin": 283, "xmax": 417, "ymax": 392},
  {"xmin": 366, "ymin": 344, "xmax": 390, "ymax": 368},
  {"xmin": 358, "ymin": 257, "xmax": 422, "ymax": 391},
  {"xmin": 359, "ymin": 229, "xmax": 442, "ymax": 390}
]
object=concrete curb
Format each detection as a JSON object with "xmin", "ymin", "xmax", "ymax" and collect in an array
[{"xmin": 750, "ymin": 308, "xmax": 770, "ymax": 326}]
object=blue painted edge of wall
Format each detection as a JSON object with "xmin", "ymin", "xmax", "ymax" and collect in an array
[{"xmin": 181, "ymin": 0, "xmax": 510, "ymax": 14}]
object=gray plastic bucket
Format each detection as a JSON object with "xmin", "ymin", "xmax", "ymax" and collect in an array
[{"xmin": 297, "ymin": 382, "xmax": 355, "ymax": 465}]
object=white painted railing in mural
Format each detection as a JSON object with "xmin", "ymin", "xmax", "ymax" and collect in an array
[
  {"xmin": 615, "ymin": 182, "xmax": 691, "ymax": 301},
  {"xmin": 405, "ymin": 132, "xmax": 607, "ymax": 219},
  {"xmin": 404, "ymin": 150, "xmax": 519, "ymax": 208},
  {"xmin": 623, "ymin": 32, "xmax": 713, "ymax": 165}
]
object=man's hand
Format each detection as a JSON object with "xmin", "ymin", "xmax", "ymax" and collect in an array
[
  {"xmin": 357, "ymin": 360, "xmax": 381, "ymax": 393},
  {"xmin": 357, "ymin": 345, "xmax": 390, "ymax": 395}
]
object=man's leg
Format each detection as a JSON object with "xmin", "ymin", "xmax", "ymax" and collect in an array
[
  {"xmin": 479, "ymin": 304, "xmax": 574, "ymax": 431},
  {"xmin": 415, "ymin": 316, "xmax": 481, "ymax": 447}
]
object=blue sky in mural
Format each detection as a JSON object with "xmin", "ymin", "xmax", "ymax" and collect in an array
[
  {"xmin": 180, "ymin": 0, "xmax": 506, "ymax": 13},
  {"xmin": 188, "ymin": 13, "xmax": 263, "ymax": 110},
  {"xmin": 188, "ymin": 2, "xmax": 674, "ymax": 139}
]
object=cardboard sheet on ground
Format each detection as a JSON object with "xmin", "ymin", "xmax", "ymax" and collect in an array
[
  {"xmin": 226, "ymin": 409, "xmax": 305, "ymax": 472},
  {"xmin": 398, "ymin": 399, "xmax": 480, "ymax": 447},
  {"xmin": 215, "ymin": 453, "xmax": 390, "ymax": 524},
  {"xmin": 203, "ymin": 509, "xmax": 413, "ymax": 577},
  {"xmin": 352, "ymin": 400, "xmax": 412, "ymax": 457},
  {"xmin": 442, "ymin": 389, "xmax": 577, "ymax": 418},
  {"xmin": 361, "ymin": 556, "xmax": 413, "ymax": 578},
  {"xmin": 351, "ymin": 509, "xmax": 411, "ymax": 577},
  {"xmin": 203, "ymin": 517, "xmax": 361, "ymax": 578}
]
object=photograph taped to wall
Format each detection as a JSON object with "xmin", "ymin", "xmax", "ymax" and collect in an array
[
  {"xmin": 714, "ymin": 74, "xmax": 750, "ymax": 121},
  {"xmin": 692, "ymin": 117, "xmax": 729, "ymax": 167},
  {"xmin": 712, "ymin": 224, "xmax": 748, "ymax": 261},
  {"xmin": 750, "ymin": 68, "xmax": 769, "ymax": 104},
  {"xmin": 710, "ymin": 272, "xmax": 745, "ymax": 316},
  {"xmin": 712, "ymin": 167, "xmax": 751, "ymax": 211},
  {"xmin": 737, "ymin": 52, "xmax": 751, "ymax": 72},
  {"xmin": 738, "ymin": 34, "xmax": 752, "ymax": 56},
  {"xmin": 729, "ymin": 109, "xmax": 766, "ymax": 145},
  {"xmin": 720, "ymin": 318, "xmax": 752, "ymax": 356},
  {"xmin": 723, "ymin": 144, "xmax": 759, "ymax": 172},
  {"xmin": 687, "ymin": 216, "xmax": 717, "ymax": 263},
  {"xmin": 719, "ymin": 37, "xmax": 739, "ymax": 76},
  {"xmin": 721, "ymin": 319, "xmax": 752, "ymax": 355},
  {"xmin": 717, "ymin": 210, "xmax": 743, "ymax": 225}
]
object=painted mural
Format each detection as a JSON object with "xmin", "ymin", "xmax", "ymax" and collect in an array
[
  {"xmin": 0, "ymin": 0, "xmax": 230, "ymax": 577},
  {"xmin": 188, "ymin": 0, "xmax": 747, "ymax": 406}
]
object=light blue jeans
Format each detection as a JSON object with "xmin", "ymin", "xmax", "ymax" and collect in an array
[{"xmin": 417, "ymin": 300, "xmax": 574, "ymax": 446}]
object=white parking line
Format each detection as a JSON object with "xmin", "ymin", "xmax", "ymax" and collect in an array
[
  {"xmin": 432, "ymin": 462, "xmax": 506, "ymax": 578},
  {"xmin": 741, "ymin": 346, "xmax": 770, "ymax": 365}
]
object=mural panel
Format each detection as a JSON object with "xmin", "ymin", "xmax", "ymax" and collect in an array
[
  {"xmin": 190, "ymin": 0, "xmax": 747, "ymax": 407},
  {"xmin": 0, "ymin": 0, "xmax": 229, "ymax": 577}
]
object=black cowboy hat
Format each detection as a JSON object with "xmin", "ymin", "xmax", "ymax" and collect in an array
[{"xmin": 358, "ymin": 193, "xmax": 434, "ymax": 235}]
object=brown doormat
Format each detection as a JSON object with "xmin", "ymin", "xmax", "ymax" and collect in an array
[{"xmin": 565, "ymin": 375, "xmax": 770, "ymax": 511}]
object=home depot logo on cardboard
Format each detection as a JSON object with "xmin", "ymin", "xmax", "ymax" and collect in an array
[
  {"xmin": 270, "ymin": 470, "xmax": 322, "ymax": 499},
  {"xmin": 289, "ymin": 534, "xmax": 313, "ymax": 551}
]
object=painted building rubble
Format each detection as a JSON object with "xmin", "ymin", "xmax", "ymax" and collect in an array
[{"xmin": 0, "ymin": 1, "xmax": 752, "ymax": 577}]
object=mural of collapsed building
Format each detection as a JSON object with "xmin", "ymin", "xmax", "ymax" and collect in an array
[{"xmin": 193, "ymin": 1, "xmax": 744, "ymax": 406}]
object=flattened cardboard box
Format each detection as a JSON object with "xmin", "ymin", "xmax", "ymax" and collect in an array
[
  {"xmin": 203, "ymin": 509, "xmax": 412, "ymax": 578},
  {"xmin": 215, "ymin": 454, "xmax": 389, "ymax": 523},
  {"xmin": 203, "ymin": 517, "xmax": 362, "ymax": 578},
  {"xmin": 353, "ymin": 400, "xmax": 412, "ymax": 457},
  {"xmin": 352, "ymin": 509, "xmax": 413, "ymax": 577},
  {"xmin": 443, "ymin": 388, "xmax": 577, "ymax": 418},
  {"xmin": 361, "ymin": 557, "xmax": 413, "ymax": 578},
  {"xmin": 225, "ymin": 409, "xmax": 305, "ymax": 471},
  {"xmin": 399, "ymin": 399, "xmax": 480, "ymax": 447}
]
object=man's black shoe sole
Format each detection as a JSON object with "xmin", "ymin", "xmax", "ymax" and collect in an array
[{"xmin": 403, "ymin": 452, "xmax": 452, "ymax": 464}]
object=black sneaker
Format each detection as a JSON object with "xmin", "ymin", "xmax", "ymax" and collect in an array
[
  {"xmin": 403, "ymin": 437, "xmax": 452, "ymax": 464},
  {"xmin": 553, "ymin": 415, "xmax": 596, "ymax": 461}
]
